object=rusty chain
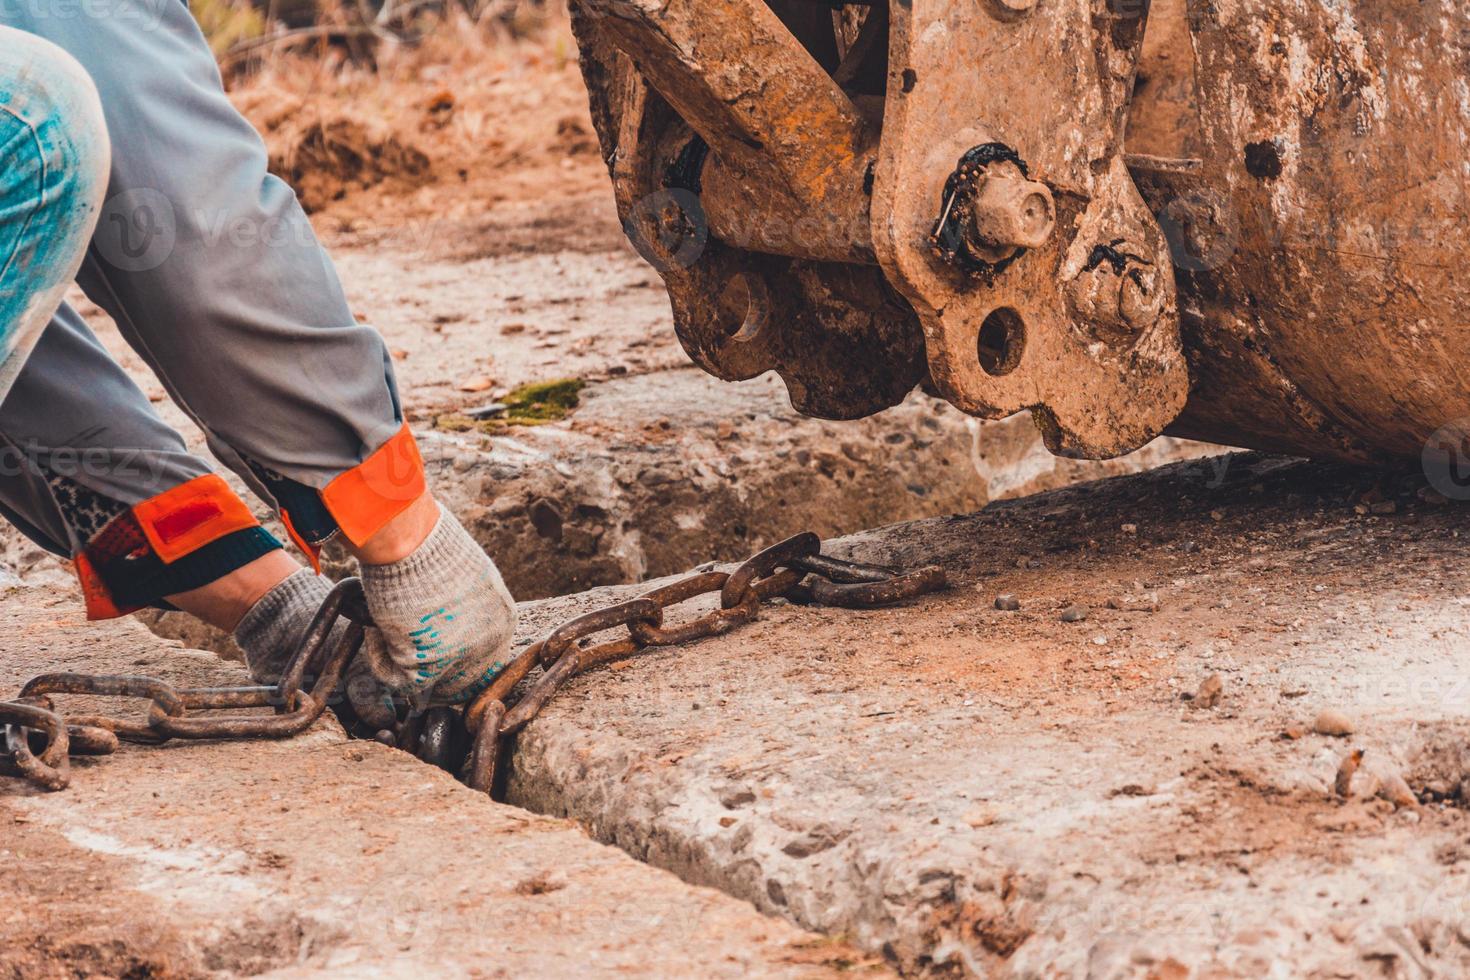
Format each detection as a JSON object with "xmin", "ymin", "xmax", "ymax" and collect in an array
[
  {"xmin": 0, "ymin": 578, "xmax": 369, "ymax": 792},
  {"xmin": 1, "ymin": 533, "xmax": 945, "ymax": 795},
  {"xmin": 459, "ymin": 532, "xmax": 947, "ymax": 796}
]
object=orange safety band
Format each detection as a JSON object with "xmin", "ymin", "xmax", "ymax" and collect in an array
[
  {"xmin": 74, "ymin": 553, "xmax": 137, "ymax": 621},
  {"xmin": 280, "ymin": 508, "xmax": 323, "ymax": 574},
  {"xmin": 320, "ymin": 423, "xmax": 428, "ymax": 547},
  {"xmin": 131, "ymin": 474, "xmax": 261, "ymax": 564}
]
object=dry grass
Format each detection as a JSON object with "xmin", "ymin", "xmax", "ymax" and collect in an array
[{"xmin": 226, "ymin": 5, "xmax": 606, "ymax": 226}]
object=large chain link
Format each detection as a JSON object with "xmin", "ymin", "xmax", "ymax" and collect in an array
[
  {"xmin": 1, "ymin": 533, "xmax": 945, "ymax": 794},
  {"xmin": 0, "ymin": 578, "xmax": 369, "ymax": 792},
  {"xmin": 459, "ymin": 532, "xmax": 946, "ymax": 796}
]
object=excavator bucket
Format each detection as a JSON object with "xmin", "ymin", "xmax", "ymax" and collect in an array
[{"xmin": 566, "ymin": 0, "xmax": 1470, "ymax": 465}]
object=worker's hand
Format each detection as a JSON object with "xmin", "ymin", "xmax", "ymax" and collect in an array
[{"xmin": 357, "ymin": 504, "xmax": 518, "ymax": 705}]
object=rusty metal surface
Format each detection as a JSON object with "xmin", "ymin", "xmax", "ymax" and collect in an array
[
  {"xmin": 0, "ymin": 701, "xmax": 69, "ymax": 791},
  {"xmin": 1151, "ymin": 0, "xmax": 1470, "ymax": 462},
  {"xmin": 569, "ymin": 0, "xmax": 1470, "ymax": 464},
  {"xmin": 462, "ymin": 532, "xmax": 949, "ymax": 796},
  {"xmin": 580, "ymin": 0, "xmax": 875, "ymax": 263},
  {"xmin": 874, "ymin": 0, "xmax": 1188, "ymax": 458},
  {"xmin": 568, "ymin": 4, "xmax": 930, "ymax": 421}
]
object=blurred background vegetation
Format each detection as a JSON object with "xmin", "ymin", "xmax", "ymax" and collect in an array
[{"xmin": 193, "ymin": 0, "xmax": 559, "ymax": 72}]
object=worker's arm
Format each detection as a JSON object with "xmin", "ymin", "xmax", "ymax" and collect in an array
[{"xmin": 0, "ymin": 5, "xmax": 514, "ymax": 703}]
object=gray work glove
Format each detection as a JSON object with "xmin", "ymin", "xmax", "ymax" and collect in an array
[
  {"xmin": 234, "ymin": 568, "xmax": 335, "ymax": 686},
  {"xmin": 234, "ymin": 569, "xmax": 393, "ymax": 727},
  {"xmin": 357, "ymin": 504, "xmax": 518, "ymax": 705}
]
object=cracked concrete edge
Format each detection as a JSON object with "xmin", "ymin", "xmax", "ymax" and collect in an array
[
  {"xmin": 0, "ymin": 599, "xmax": 888, "ymax": 979},
  {"xmin": 493, "ymin": 453, "xmax": 1470, "ymax": 977}
]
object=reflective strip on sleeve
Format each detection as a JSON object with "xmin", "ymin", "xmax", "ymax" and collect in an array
[
  {"xmin": 319, "ymin": 423, "xmax": 427, "ymax": 547},
  {"xmin": 131, "ymin": 474, "xmax": 261, "ymax": 564}
]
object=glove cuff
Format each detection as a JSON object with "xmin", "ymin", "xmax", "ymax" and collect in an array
[{"xmin": 233, "ymin": 568, "xmax": 332, "ymax": 684}]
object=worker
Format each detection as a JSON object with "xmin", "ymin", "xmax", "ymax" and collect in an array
[{"xmin": 0, "ymin": 16, "xmax": 516, "ymax": 712}]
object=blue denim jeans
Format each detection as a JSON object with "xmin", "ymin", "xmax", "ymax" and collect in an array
[{"xmin": 0, "ymin": 27, "xmax": 108, "ymax": 399}]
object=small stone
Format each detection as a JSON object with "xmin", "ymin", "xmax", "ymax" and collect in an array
[
  {"xmin": 1121, "ymin": 523, "xmax": 1138, "ymax": 535},
  {"xmin": 1209, "ymin": 510, "xmax": 1225, "ymax": 522},
  {"xmin": 719, "ymin": 817, "xmax": 738, "ymax": 828},
  {"xmin": 1280, "ymin": 725, "xmax": 1307, "ymax": 740},
  {"xmin": 1419, "ymin": 486, "xmax": 1449, "ymax": 506},
  {"xmin": 1060, "ymin": 605, "xmax": 1090, "ymax": 623},
  {"xmin": 1313, "ymin": 709, "xmax": 1356, "ymax": 737},
  {"xmin": 1370, "ymin": 500, "xmax": 1398, "ymax": 515},
  {"xmin": 456, "ymin": 375, "xmax": 495, "ymax": 393},
  {"xmin": 1193, "ymin": 673, "xmax": 1224, "ymax": 709},
  {"xmin": 994, "ymin": 593, "xmax": 1021, "ymax": 612},
  {"xmin": 1335, "ymin": 749, "xmax": 1365, "ymax": 797},
  {"xmin": 963, "ymin": 804, "xmax": 998, "ymax": 828},
  {"xmin": 1329, "ymin": 921, "xmax": 1355, "ymax": 944},
  {"xmin": 1378, "ymin": 773, "xmax": 1419, "ymax": 810}
]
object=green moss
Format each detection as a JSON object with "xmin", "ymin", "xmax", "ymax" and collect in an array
[
  {"xmin": 501, "ymin": 378, "xmax": 585, "ymax": 424},
  {"xmin": 433, "ymin": 413, "xmax": 477, "ymax": 433},
  {"xmin": 436, "ymin": 379, "xmax": 585, "ymax": 436}
]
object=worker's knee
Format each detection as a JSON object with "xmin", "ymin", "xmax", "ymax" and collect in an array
[
  {"xmin": 0, "ymin": 30, "xmax": 111, "ymax": 223},
  {"xmin": 0, "ymin": 29, "xmax": 110, "ymax": 385}
]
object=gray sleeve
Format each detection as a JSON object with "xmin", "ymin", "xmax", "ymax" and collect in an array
[{"xmin": 3, "ymin": 1, "xmax": 405, "ymax": 493}]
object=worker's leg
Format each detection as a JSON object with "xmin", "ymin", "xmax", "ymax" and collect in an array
[
  {"xmin": 0, "ymin": 303, "xmax": 337, "ymax": 686},
  {"xmin": 0, "ymin": 302, "xmax": 298, "ymax": 621},
  {"xmin": 0, "ymin": 27, "xmax": 108, "ymax": 399},
  {"xmin": 0, "ymin": 28, "xmax": 311, "ymax": 660},
  {"xmin": 7, "ymin": 5, "xmax": 514, "ymax": 702}
]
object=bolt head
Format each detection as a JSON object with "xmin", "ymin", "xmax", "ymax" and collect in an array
[
  {"xmin": 1119, "ymin": 263, "xmax": 1166, "ymax": 331},
  {"xmin": 967, "ymin": 174, "xmax": 1056, "ymax": 260}
]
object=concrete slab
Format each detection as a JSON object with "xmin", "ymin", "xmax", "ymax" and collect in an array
[
  {"xmin": 0, "ymin": 593, "xmax": 883, "ymax": 978},
  {"xmin": 500, "ymin": 454, "xmax": 1470, "ymax": 976}
]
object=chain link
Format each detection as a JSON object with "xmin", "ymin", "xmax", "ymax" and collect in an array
[
  {"xmin": 1, "ymin": 578, "xmax": 369, "ymax": 792},
  {"xmin": 461, "ymin": 533, "xmax": 947, "ymax": 795},
  {"xmin": 2, "ymin": 534, "xmax": 947, "ymax": 795}
]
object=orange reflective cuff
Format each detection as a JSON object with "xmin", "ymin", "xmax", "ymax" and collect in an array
[
  {"xmin": 320, "ymin": 423, "xmax": 428, "ymax": 547},
  {"xmin": 280, "ymin": 509, "xmax": 323, "ymax": 574},
  {"xmin": 131, "ymin": 474, "xmax": 261, "ymax": 564},
  {"xmin": 74, "ymin": 553, "xmax": 139, "ymax": 621}
]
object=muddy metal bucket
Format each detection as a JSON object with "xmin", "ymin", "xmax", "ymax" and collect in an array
[{"xmin": 568, "ymin": 0, "xmax": 1469, "ymax": 465}]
